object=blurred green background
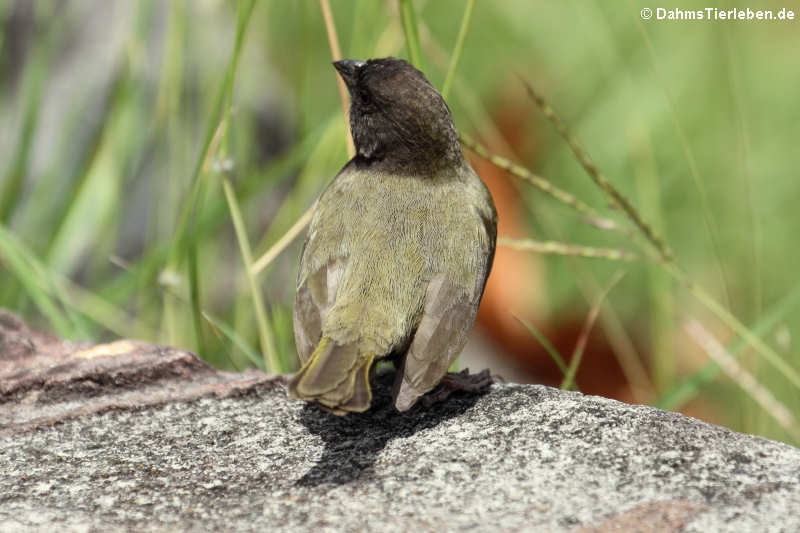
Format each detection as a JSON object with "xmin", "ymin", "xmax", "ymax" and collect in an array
[{"xmin": 1, "ymin": 1, "xmax": 798, "ymax": 445}]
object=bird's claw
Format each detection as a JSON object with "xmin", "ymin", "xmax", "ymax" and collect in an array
[{"xmin": 421, "ymin": 368, "xmax": 495, "ymax": 407}]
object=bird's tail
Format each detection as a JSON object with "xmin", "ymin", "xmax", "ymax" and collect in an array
[{"xmin": 288, "ymin": 337, "xmax": 374, "ymax": 415}]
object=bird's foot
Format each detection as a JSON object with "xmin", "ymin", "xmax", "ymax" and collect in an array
[{"xmin": 421, "ymin": 368, "xmax": 495, "ymax": 408}]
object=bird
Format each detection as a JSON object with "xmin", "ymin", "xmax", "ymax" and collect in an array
[{"xmin": 288, "ymin": 57, "xmax": 497, "ymax": 414}]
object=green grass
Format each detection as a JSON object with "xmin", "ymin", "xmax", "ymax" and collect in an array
[{"xmin": 1, "ymin": 1, "xmax": 798, "ymax": 446}]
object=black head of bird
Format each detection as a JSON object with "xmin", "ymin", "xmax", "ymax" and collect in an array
[{"xmin": 333, "ymin": 57, "xmax": 462, "ymax": 173}]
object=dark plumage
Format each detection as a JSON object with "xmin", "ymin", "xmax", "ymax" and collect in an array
[{"xmin": 288, "ymin": 57, "xmax": 497, "ymax": 414}]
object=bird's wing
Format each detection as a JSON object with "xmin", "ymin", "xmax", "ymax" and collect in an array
[
  {"xmin": 393, "ymin": 203, "xmax": 496, "ymax": 411},
  {"xmin": 292, "ymin": 162, "xmax": 359, "ymax": 364},
  {"xmin": 293, "ymin": 247, "xmax": 347, "ymax": 364},
  {"xmin": 392, "ymin": 275, "xmax": 477, "ymax": 411}
]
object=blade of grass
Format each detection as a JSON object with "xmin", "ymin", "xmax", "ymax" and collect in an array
[
  {"xmin": 166, "ymin": 0, "xmax": 256, "ymax": 269},
  {"xmin": 398, "ymin": 0, "xmax": 423, "ymax": 70},
  {"xmin": 161, "ymin": 0, "xmax": 255, "ymax": 346},
  {"xmin": 512, "ymin": 313, "xmax": 568, "ymax": 376},
  {"xmin": 0, "ymin": 225, "xmax": 156, "ymax": 339},
  {"xmin": 0, "ymin": 228, "xmax": 74, "ymax": 336},
  {"xmin": 183, "ymin": 108, "xmax": 232, "ymax": 356},
  {"xmin": 441, "ymin": 0, "xmax": 475, "ymax": 99},
  {"xmin": 561, "ymin": 271, "xmax": 625, "ymax": 390},
  {"xmin": 203, "ymin": 311, "xmax": 265, "ymax": 370},
  {"xmin": 42, "ymin": 64, "xmax": 128, "ymax": 255},
  {"xmin": 203, "ymin": 316, "xmax": 244, "ymax": 372},
  {"xmin": 0, "ymin": 225, "xmax": 90, "ymax": 338},
  {"xmin": 0, "ymin": 48, "xmax": 46, "ymax": 223},
  {"xmin": 187, "ymin": 239, "xmax": 206, "ymax": 353},
  {"xmin": 155, "ymin": 0, "xmax": 186, "ymax": 252},
  {"xmin": 0, "ymin": 3, "xmax": 65, "ymax": 225},
  {"xmin": 222, "ymin": 174, "xmax": 280, "ymax": 371},
  {"xmin": 151, "ymin": 0, "xmax": 186, "ymax": 345}
]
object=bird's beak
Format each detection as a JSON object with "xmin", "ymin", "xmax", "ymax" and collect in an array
[{"xmin": 333, "ymin": 59, "xmax": 365, "ymax": 87}]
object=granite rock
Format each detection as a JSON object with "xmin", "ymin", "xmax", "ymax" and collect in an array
[{"xmin": 1, "ymin": 310, "xmax": 799, "ymax": 532}]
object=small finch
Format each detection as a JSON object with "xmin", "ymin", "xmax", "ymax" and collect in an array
[{"xmin": 288, "ymin": 57, "xmax": 497, "ymax": 414}]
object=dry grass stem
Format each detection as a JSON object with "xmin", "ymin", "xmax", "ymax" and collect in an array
[
  {"xmin": 520, "ymin": 79, "xmax": 673, "ymax": 262},
  {"xmin": 319, "ymin": 0, "xmax": 355, "ymax": 157},
  {"xmin": 499, "ymin": 237, "xmax": 637, "ymax": 261},
  {"xmin": 251, "ymin": 202, "xmax": 317, "ymax": 276},
  {"xmin": 460, "ymin": 133, "xmax": 624, "ymax": 235},
  {"xmin": 685, "ymin": 319, "xmax": 800, "ymax": 441},
  {"xmin": 561, "ymin": 271, "xmax": 626, "ymax": 390}
]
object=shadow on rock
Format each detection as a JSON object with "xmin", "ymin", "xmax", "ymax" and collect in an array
[{"xmin": 296, "ymin": 368, "xmax": 486, "ymax": 487}]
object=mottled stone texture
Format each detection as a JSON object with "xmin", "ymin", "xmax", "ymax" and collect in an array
[
  {"xmin": 0, "ymin": 310, "xmax": 276, "ymax": 437},
  {"xmin": 1, "ymin": 310, "xmax": 799, "ymax": 532}
]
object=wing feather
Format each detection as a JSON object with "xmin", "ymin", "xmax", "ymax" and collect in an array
[
  {"xmin": 393, "ymin": 197, "xmax": 496, "ymax": 411},
  {"xmin": 293, "ymin": 251, "xmax": 346, "ymax": 364}
]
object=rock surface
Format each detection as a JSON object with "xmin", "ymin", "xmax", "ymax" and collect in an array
[
  {"xmin": 1, "ymin": 310, "xmax": 799, "ymax": 532},
  {"xmin": 0, "ymin": 310, "xmax": 274, "ymax": 437}
]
